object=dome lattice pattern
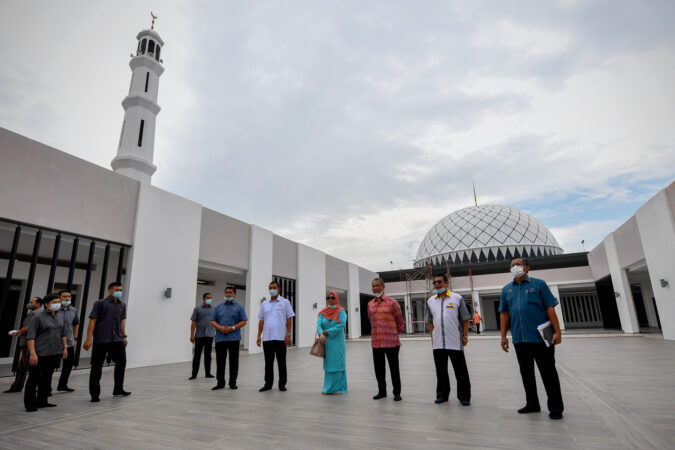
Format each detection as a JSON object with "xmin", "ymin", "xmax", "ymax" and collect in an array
[{"xmin": 415, "ymin": 205, "xmax": 563, "ymax": 267}]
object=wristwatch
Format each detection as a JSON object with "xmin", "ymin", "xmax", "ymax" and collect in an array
[{"xmin": 286, "ymin": 333, "xmax": 291, "ymax": 337}]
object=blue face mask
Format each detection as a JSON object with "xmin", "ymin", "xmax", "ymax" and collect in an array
[
  {"xmin": 112, "ymin": 291, "xmax": 123, "ymax": 299},
  {"xmin": 205, "ymin": 299, "xmax": 212, "ymax": 305},
  {"xmin": 269, "ymin": 289, "xmax": 278, "ymax": 297},
  {"xmin": 61, "ymin": 301, "xmax": 71, "ymax": 307},
  {"xmin": 224, "ymin": 297, "xmax": 234, "ymax": 302},
  {"xmin": 49, "ymin": 303, "xmax": 62, "ymax": 312},
  {"xmin": 434, "ymin": 288, "xmax": 446, "ymax": 294}
]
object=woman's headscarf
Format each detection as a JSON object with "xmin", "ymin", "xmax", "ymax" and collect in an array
[{"xmin": 319, "ymin": 291, "xmax": 345, "ymax": 323}]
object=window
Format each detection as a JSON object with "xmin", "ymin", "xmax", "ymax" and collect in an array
[
  {"xmin": 141, "ymin": 39, "xmax": 147, "ymax": 53},
  {"xmin": 155, "ymin": 45, "xmax": 161, "ymax": 61},
  {"xmin": 148, "ymin": 40, "xmax": 155, "ymax": 55},
  {"xmin": 144, "ymin": 72, "xmax": 149, "ymax": 93},
  {"xmin": 137, "ymin": 120, "xmax": 145, "ymax": 147}
]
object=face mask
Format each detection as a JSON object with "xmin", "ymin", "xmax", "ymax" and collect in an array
[
  {"xmin": 327, "ymin": 304, "xmax": 337, "ymax": 309},
  {"xmin": 112, "ymin": 291, "xmax": 123, "ymax": 299},
  {"xmin": 511, "ymin": 265, "xmax": 525, "ymax": 278},
  {"xmin": 269, "ymin": 289, "xmax": 278, "ymax": 297},
  {"xmin": 373, "ymin": 292, "xmax": 383, "ymax": 298},
  {"xmin": 62, "ymin": 301, "xmax": 71, "ymax": 307},
  {"xmin": 49, "ymin": 303, "xmax": 62, "ymax": 312},
  {"xmin": 434, "ymin": 288, "xmax": 446, "ymax": 294},
  {"xmin": 224, "ymin": 297, "xmax": 234, "ymax": 302},
  {"xmin": 205, "ymin": 299, "xmax": 212, "ymax": 305}
]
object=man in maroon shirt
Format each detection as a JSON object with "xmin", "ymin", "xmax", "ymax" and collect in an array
[{"xmin": 368, "ymin": 277, "xmax": 405, "ymax": 401}]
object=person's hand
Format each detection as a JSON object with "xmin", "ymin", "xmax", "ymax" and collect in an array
[
  {"xmin": 123, "ymin": 337, "xmax": 128, "ymax": 347},
  {"xmin": 190, "ymin": 336, "xmax": 195, "ymax": 343},
  {"xmin": 322, "ymin": 330, "xmax": 328, "ymax": 336},
  {"xmin": 83, "ymin": 338, "xmax": 92, "ymax": 351},
  {"xmin": 62, "ymin": 348, "xmax": 68, "ymax": 360},
  {"xmin": 8, "ymin": 330, "xmax": 17, "ymax": 336},
  {"xmin": 501, "ymin": 336, "xmax": 509, "ymax": 352},
  {"xmin": 319, "ymin": 335, "xmax": 327, "ymax": 344},
  {"xmin": 552, "ymin": 332, "xmax": 562, "ymax": 345},
  {"xmin": 29, "ymin": 353, "xmax": 38, "ymax": 366},
  {"xmin": 462, "ymin": 335, "xmax": 468, "ymax": 347},
  {"xmin": 285, "ymin": 335, "xmax": 291, "ymax": 346},
  {"xmin": 256, "ymin": 336, "xmax": 262, "ymax": 347}
]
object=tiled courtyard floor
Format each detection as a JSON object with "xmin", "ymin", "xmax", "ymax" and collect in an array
[{"xmin": 1, "ymin": 335, "xmax": 674, "ymax": 449}]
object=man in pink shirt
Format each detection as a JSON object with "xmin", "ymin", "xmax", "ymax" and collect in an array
[{"xmin": 368, "ymin": 277, "xmax": 405, "ymax": 401}]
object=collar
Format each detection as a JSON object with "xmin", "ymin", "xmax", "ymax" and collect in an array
[
  {"xmin": 434, "ymin": 289, "xmax": 451, "ymax": 299},
  {"xmin": 512, "ymin": 275, "xmax": 531, "ymax": 285},
  {"xmin": 270, "ymin": 297, "xmax": 280, "ymax": 302},
  {"xmin": 202, "ymin": 304, "xmax": 211, "ymax": 308},
  {"xmin": 225, "ymin": 301, "xmax": 234, "ymax": 304},
  {"xmin": 373, "ymin": 295, "xmax": 386, "ymax": 302}
]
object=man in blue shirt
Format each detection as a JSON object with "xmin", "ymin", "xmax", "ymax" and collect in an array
[
  {"xmin": 210, "ymin": 286, "xmax": 247, "ymax": 390},
  {"xmin": 189, "ymin": 293, "xmax": 215, "ymax": 380},
  {"xmin": 499, "ymin": 257, "xmax": 564, "ymax": 420}
]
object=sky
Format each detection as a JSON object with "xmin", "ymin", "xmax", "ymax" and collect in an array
[{"xmin": 1, "ymin": 1, "xmax": 674, "ymax": 271}]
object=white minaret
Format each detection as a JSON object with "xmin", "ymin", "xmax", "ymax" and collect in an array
[{"xmin": 111, "ymin": 16, "xmax": 164, "ymax": 184}]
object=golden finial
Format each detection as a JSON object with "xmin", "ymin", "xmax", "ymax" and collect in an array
[{"xmin": 151, "ymin": 12, "xmax": 157, "ymax": 30}]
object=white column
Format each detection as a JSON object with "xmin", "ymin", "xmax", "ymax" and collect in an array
[
  {"xmin": 296, "ymin": 244, "xmax": 326, "ymax": 348},
  {"xmin": 347, "ymin": 263, "xmax": 361, "ymax": 339},
  {"xmin": 636, "ymin": 189, "xmax": 675, "ymax": 340},
  {"xmin": 604, "ymin": 233, "xmax": 640, "ymax": 333},
  {"xmin": 404, "ymin": 292, "xmax": 413, "ymax": 334},
  {"xmin": 245, "ymin": 225, "xmax": 273, "ymax": 354},
  {"xmin": 548, "ymin": 284, "xmax": 566, "ymax": 331}
]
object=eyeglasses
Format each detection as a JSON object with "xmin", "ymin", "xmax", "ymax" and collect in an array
[
  {"xmin": 433, "ymin": 280, "xmax": 443, "ymax": 285},
  {"xmin": 326, "ymin": 296, "xmax": 335, "ymax": 300}
]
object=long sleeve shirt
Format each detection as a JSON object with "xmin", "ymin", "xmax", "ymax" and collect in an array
[{"xmin": 367, "ymin": 295, "xmax": 404, "ymax": 348}]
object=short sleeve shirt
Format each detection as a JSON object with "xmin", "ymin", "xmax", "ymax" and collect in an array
[
  {"xmin": 26, "ymin": 309, "xmax": 67, "ymax": 357},
  {"xmin": 58, "ymin": 306, "xmax": 80, "ymax": 347},
  {"xmin": 19, "ymin": 308, "xmax": 41, "ymax": 347},
  {"xmin": 426, "ymin": 291, "xmax": 471, "ymax": 351},
  {"xmin": 499, "ymin": 276, "xmax": 558, "ymax": 344},
  {"xmin": 191, "ymin": 305, "xmax": 215, "ymax": 338},
  {"xmin": 211, "ymin": 301, "xmax": 248, "ymax": 342},
  {"xmin": 89, "ymin": 297, "xmax": 127, "ymax": 344},
  {"xmin": 257, "ymin": 297, "xmax": 295, "ymax": 342},
  {"xmin": 367, "ymin": 296, "xmax": 405, "ymax": 348}
]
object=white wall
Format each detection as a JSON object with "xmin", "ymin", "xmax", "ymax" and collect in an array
[
  {"xmin": 604, "ymin": 233, "xmax": 640, "ymax": 334},
  {"xmin": 347, "ymin": 263, "xmax": 361, "ymax": 339},
  {"xmin": 296, "ymin": 244, "xmax": 326, "ymax": 348},
  {"xmin": 124, "ymin": 184, "xmax": 202, "ymax": 368},
  {"xmin": 636, "ymin": 189, "xmax": 675, "ymax": 340},
  {"xmin": 245, "ymin": 225, "xmax": 273, "ymax": 354}
]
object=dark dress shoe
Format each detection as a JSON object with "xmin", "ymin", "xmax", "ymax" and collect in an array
[
  {"xmin": 188, "ymin": 375, "xmax": 197, "ymax": 380},
  {"xmin": 279, "ymin": 387, "xmax": 287, "ymax": 392},
  {"xmin": 434, "ymin": 397, "xmax": 448, "ymax": 404},
  {"xmin": 91, "ymin": 397, "xmax": 100, "ymax": 403},
  {"xmin": 4, "ymin": 389, "xmax": 20, "ymax": 394},
  {"xmin": 112, "ymin": 390, "xmax": 131, "ymax": 397},
  {"xmin": 57, "ymin": 387, "xmax": 75, "ymax": 393},
  {"xmin": 372, "ymin": 393, "xmax": 387, "ymax": 400},
  {"xmin": 518, "ymin": 405, "xmax": 541, "ymax": 414},
  {"xmin": 37, "ymin": 402, "xmax": 57, "ymax": 408},
  {"xmin": 393, "ymin": 395, "xmax": 402, "ymax": 402},
  {"xmin": 229, "ymin": 385, "xmax": 238, "ymax": 390},
  {"xmin": 205, "ymin": 374, "xmax": 215, "ymax": 378},
  {"xmin": 549, "ymin": 411, "xmax": 563, "ymax": 420},
  {"xmin": 259, "ymin": 386, "xmax": 272, "ymax": 392},
  {"xmin": 25, "ymin": 407, "xmax": 38, "ymax": 412},
  {"xmin": 460, "ymin": 400, "xmax": 471, "ymax": 406},
  {"xmin": 212, "ymin": 385, "xmax": 225, "ymax": 390}
]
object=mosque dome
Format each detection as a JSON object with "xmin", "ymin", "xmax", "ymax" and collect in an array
[{"xmin": 414, "ymin": 205, "xmax": 563, "ymax": 267}]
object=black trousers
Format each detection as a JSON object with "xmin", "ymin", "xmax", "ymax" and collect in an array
[
  {"xmin": 192, "ymin": 337, "xmax": 213, "ymax": 377},
  {"xmin": 262, "ymin": 340, "xmax": 287, "ymax": 388},
  {"xmin": 514, "ymin": 343, "xmax": 564, "ymax": 413},
  {"xmin": 89, "ymin": 342, "xmax": 126, "ymax": 399},
  {"xmin": 372, "ymin": 346, "xmax": 401, "ymax": 396},
  {"xmin": 215, "ymin": 340, "xmax": 240, "ymax": 387},
  {"xmin": 24, "ymin": 354, "xmax": 60, "ymax": 410},
  {"xmin": 57, "ymin": 346, "xmax": 75, "ymax": 389},
  {"xmin": 9, "ymin": 346, "xmax": 29, "ymax": 392},
  {"xmin": 433, "ymin": 349, "xmax": 471, "ymax": 402},
  {"xmin": 475, "ymin": 323, "xmax": 481, "ymax": 334}
]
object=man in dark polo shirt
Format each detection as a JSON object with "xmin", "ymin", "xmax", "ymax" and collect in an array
[
  {"xmin": 83, "ymin": 281, "xmax": 130, "ymax": 402},
  {"xmin": 4, "ymin": 297, "xmax": 42, "ymax": 394},
  {"xmin": 189, "ymin": 292, "xmax": 215, "ymax": 380},
  {"xmin": 56, "ymin": 290, "xmax": 79, "ymax": 392},
  {"xmin": 24, "ymin": 294, "xmax": 68, "ymax": 412}
]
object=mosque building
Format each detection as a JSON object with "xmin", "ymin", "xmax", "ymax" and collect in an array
[{"xmin": 1, "ymin": 22, "xmax": 674, "ymax": 376}]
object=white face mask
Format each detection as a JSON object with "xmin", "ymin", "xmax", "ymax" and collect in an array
[
  {"xmin": 511, "ymin": 265, "xmax": 525, "ymax": 278},
  {"xmin": 49, "ymin": 303, "xmax": 62, "ymax": 312},
  {"xmin": 373, "ymin": 291, "xmax": 383, "ymax": 298}
]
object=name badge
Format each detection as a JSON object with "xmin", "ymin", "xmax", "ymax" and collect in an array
[
  {"xmin": 526, "ymin": 288, "xmax": 536, "ymax": 294},
  {"xmin": 446, "ymin": 304, "xmax": 455, "ymax": 309},
  {"xmin": 507, "ymin": 289, "xmax": 512, "ymax": 293}
]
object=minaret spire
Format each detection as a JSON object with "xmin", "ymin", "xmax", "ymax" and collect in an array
[
  {"xmin": 111, "ymin": 22, "xmax": 164, "ymax": 184},
  {"xmin": 473, "ymin": 180, "xmax": 478, "ymax": 206}
]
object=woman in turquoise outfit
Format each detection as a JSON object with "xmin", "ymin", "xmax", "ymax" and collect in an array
[{"xmin": 317, "ymin": 291, "xmax": 347, "ymax": 395}]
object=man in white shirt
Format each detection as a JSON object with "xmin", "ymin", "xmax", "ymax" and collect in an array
[
  {"xmin": 427, "ymin": 274, "xmax": 472, "ymax": 406},
  {"xmin": 256, "ymin": 281, "xmax": 295, "ymax": 392}
]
